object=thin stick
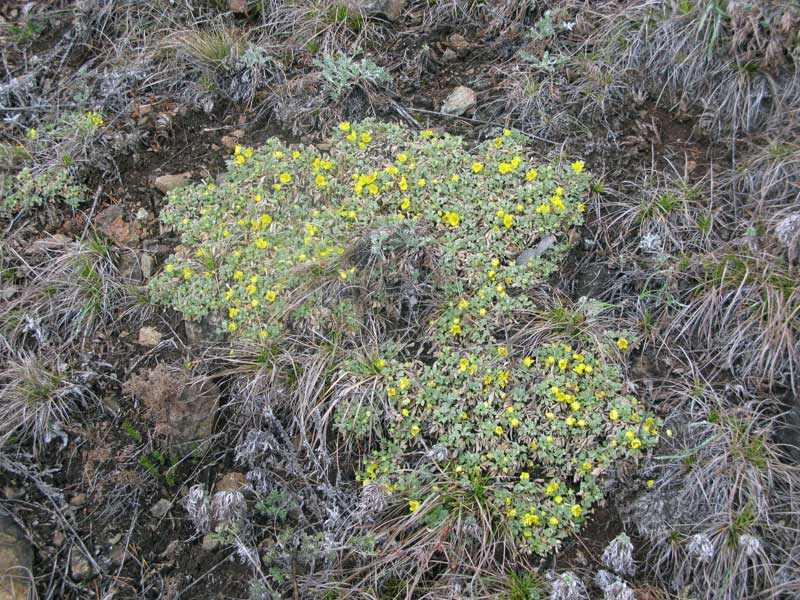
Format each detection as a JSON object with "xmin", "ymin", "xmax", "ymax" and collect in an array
[{"xmin": 80, "ymin": 185, "xmax": 104, "ymax": 242}]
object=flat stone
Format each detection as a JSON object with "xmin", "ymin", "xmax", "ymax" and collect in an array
[
  {"xmin": 346, "ymin": 0, "xmax": 405, "ymax": 21},
  {"xmin": 150, "ymin": 498, "xmax": 172, "ymax": 519},
  {"xmin": 0, "ymin": 516, "xmax": 32, "ymax": 600},
  {"xmin": 137, "ymin": 326, "xmax": 162, "ymax": 347},
  {"xmin": 516, "ymin": 235, "xmax": 557, "ymax": 266},
  {"xmin": 26, "ymin": 234, "xmax": 72, "ymax": 254},
  {"xmin": 213, "ymin": 473, "xmax": 247, "ymax": 494},
  {"xmin": 95, "ymin": 205, "xmax": 141, "ymax": 246},
  {"xmin": 201, "ymin": 533, "xmax": 219, "ymax": 552},
  {"xmin": 154, "ymin": 172, "xmax": 192, "ymax": 194},
  {"xmin": 70, "ymin": 551, "xmax": 92, "ymax": 581},
  {"xmin": 228, "ymin": 0, "xmax": 247, "ymax": 13},
  {"xmin": 140, "ymin": 253, "xmax": 155, "ymax": 280},
  {"xmin": 441, "ymin": 86, "xmax": 477, "ymax": 116}
]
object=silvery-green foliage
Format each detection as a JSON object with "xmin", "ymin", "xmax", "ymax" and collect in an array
[
  {"xmin": 602, "ymin": 532, "xmax": 635, "ymax": 577},
  {"xmin": 212, "ymin": 489, "xmax": 248, "ymax": 526},
  {"xmin": 184, "ymin": 484, "xmax": 210, "ymax": 534},
  {"xmin": 594, "ymin": 569, "xmax": 635, "ymax": 600},
  {"xmin": 687, "ymin": 534, "xmax": 714, "ymax": 562},
  {"xmin": 314, "ymin": 53, "xmax": 392, "ymax": 101},
  {"xmin": 548, "ymin": 571, "xmax": 588, "ymax": 600}
]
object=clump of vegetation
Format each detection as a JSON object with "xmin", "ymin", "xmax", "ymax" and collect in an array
[
  {"xmin": 0, "ymin": 111, "xmax": 104, "ymax": 215},
  {"xmin": 153, "ymin": 121, "xmax": 660, "ymax": 591}
]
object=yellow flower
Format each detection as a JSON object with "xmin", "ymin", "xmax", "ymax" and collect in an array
[
  {"xmin": 523, "ymin": 357, "xmax": 534, "ymax": 367},
  {"xmin": 397, "ymin": 153, "xmax": 408, "ymax": 163},
  {"xmin": 420, "ymin": 129, "xmax": 434, "ymax": 138},
  {"xmin": 408, "ymin": 500, "xmax": 420, "ymax": 512},
  {"xmin": 571, "ymin": 504, "xmax": 582, "ymax": 518},
  {"xmin": 255, "ymin": 238, "xmax": 268, "ymax": 249},
  {"xmin": 498, "ymin": 162, "xmax": 512, "ymax": 174},
  {"xmin": 472, "ymin": 162, "xmax": 484, "ymax": 173},
  {"xmin": 244, "ymin": 148, "xmax": 253, "ymax": 158},
  {"xmin": 558, "ymin": 358, "xmax": 568, "ymax": 370},
  {"xmin": 235, "ymin": 155, "xmax": 245, "ymax": 165},
  {"xmin": 279, "ymin": 172, "xmax": 292, "ymax": 184},
  {"xmin": 617, "ymin": 337, "xmax": 629, "ymax": 350},
  {"xmin": 361, "ymin": 132, "xmax": 372, "ymax": 143},
  {"xmin": 315, "ymin": 174, "xmax": 327, "ymax": 187},
  {"xmin": 571, "ymin": 160, "xmax": 584, "ymax": 173},
  {"xmin": 228, "ymin": 322, "xmax": 237, "ymax": 332},
  {"xmin": 511, "ymin": 418, "xmax": 520, "ymax": 427},
  {"xmin": 631, "ymin": 439, "xmax": 642, "ymax": 449},
  {"xmin": 346, "ymin": 131, "xmax": 357, "ymax": 141},
  {"xmin": 609, "ymin": 409, "xmax": 619, "ymax": 421},
  {"xmin": 27, "ymin": 128, "xmax": 37, "ymax": 140},
  {"xmin": 503, "ymin": 214, "xmax": 513, "ymax": 228},
  {"xmin": 229, "ymin": 307, "xmax": 239, "ymax": 318},
  {"xmin": 410, "ymin": 424, "xmax": 420, "ymax": 436},
  {"xmin": 165, "ymin": 264, "xmax": 174, "ymax": 273},
  {"xmin": 417, "ymin": 178, "xmax": 426, "ymax": 187},
  {"xmin": 495, "ymin": 425, "xmax": 504, "ymax": 435},
  {"xmin": 549, "ymin": 517, "xmax": 559, "ymax": 526},
  {"xmin": 536, "ymin": 204, "xmax": 550, "ymax": 214},
  {"xmin": 265, "ymin": 290, "xmax": 277, "ymax": 302},
  {"xmin": 646, "ymin": 479, "xmax": 655, "ymax": 488},
  {"xmin": 443, "ymin": 211, "xmax": 460, "ymax": 227},
  {"xmin": 339, "ymin": 122, "xmax": 351, "ymax": 132},
  {"xmin": 546, "ymin": 482, "xmax": 559, "ymax": 495}
]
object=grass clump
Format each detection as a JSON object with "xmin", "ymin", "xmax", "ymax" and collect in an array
[{"xmin": 153, "ymin": 120, "xmax": 660, "ymax": 590}]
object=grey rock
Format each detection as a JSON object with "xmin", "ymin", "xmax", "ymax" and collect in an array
[
  {"xmin": 0, "ymin": 515, "xmax": 32, "ymax": 600},
  {"xmin": 441, "ymin": 86, "xmax": 477, "ymax": 116},
  {"xmin": 213, "ymin": 473, "xmax": 247, "ymax": 495},
  {"xmin": 137, "ymin": 326, "xmax": 162, "ymax": 347},
  {"xmin": 516, "ymin": 234, "xmax": 557, "ymax": 266},
  {"xmin": 140, "ymin": 253, "xmax": 155, "ymax": 280},
  {"xmin": 228, "ymin": 0, "xmax": 247, "ymax": 13},
  {"xmin": 135, "ymin": 207, "xmax": 150, "ymax": 221},
  {"xmin": 70, "ymin": 550, "xmax": 92, "ymax": 581},
  {"xmin": 171, "ymin": 381, "xmax": 220, "ymax": 451},
  {"xmin": 150, "ymin": 499, "xmax": 172, "ymax": 518},
  {"xmin": 441, "ymin": 49, "xmax": 457, "ymax": 62},
  {"xmin": 201, "ymin": 533, "xmax": 219, "ymax": 551},
  {"xmin": 346, "ymin": 0, "xmax": 405, "ymax": 21},
  {"xmin": 154, "ymin": 172, "xmax": 192, "ymax": 194}
]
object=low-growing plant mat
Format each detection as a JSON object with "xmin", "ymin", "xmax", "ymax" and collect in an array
[{"xmin": 152, "ymin": 121, "xmax": 660, "ymax": 589}]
